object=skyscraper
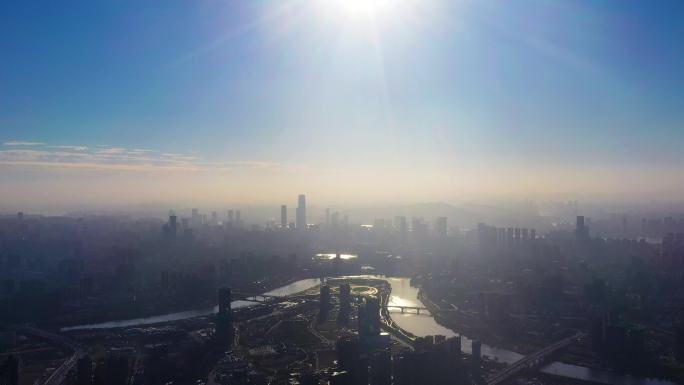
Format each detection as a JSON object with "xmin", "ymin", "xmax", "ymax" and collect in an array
[
  {"xmin": 169, "ymin": 213, "xmax": 177, "ymax": 236},
  {"xmin": 76, "ymin": 357, "xmax": 93, "ymax": 385},
  {"xmin": 280, "ymin": 205, "xmax": 287, "ymax": 229},
  {"xmin": 434, "ymin": 217, "xmax": 447, "ymax": 238},
  {"xmin": 162, "ymin": 213, "xmax": 177, "ymax": 241},
  {"xmin": 296, "ymin": 194, "xmax": 306, "ymax": 230},
  {"xmin": 576, "ymin": 215, "xmax": 589, "ymax": 241},
  {"xmin": 216, "ymin": 288, "xmax": 233, "ymax": 344}
]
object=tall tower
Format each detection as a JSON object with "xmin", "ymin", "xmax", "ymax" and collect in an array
[
  {"xmin": 434, "ymin": 217, "xmax": 447, "ymax": 238},
  {"xmin": 576, "ymin": 215, "xmax": 589, "ymax": 241},
  {"xmin": 169, "ymin": 213, "xmax": 177, "ymax": 237},
  {"xmin": 281, "ymin": 205, "xmax": 287, "ymax": 229},
  {"xmin": 216, "ymin": 288, "xmax": 233, "ymax": 344},
  {"xmin": 218, "ymin": 287, "xmax": 232, "ymax": 316},
  {"xmin": 296, "ymin": 194, "xmax": 306, "ymax": 230}
]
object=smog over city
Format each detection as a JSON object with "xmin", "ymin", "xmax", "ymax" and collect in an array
[{"xmin": 1, "ymin": 1, "xmax": 684, "ymax": 385}]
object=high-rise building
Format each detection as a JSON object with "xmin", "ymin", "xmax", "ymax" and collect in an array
[
  {"xmin": 227, "ymin": 210, "xmax": 234, "ymax": 223},
  {"xmin": 76, "ymin": 356, "xmax": 93, "ymax": 385},
  {"xmin": 162, "ymin": 213, "xmax": 177, "ymax": 240},
  {"xmin": 106, "ymin": 355, "xmax": 129, "ymax": 385},
  {"xmin": 335, "ymin": 335, "xmax": 360, "ymax": 384},
  {"xmin": 370, "ymin": 350, "xmax": 391, "ymax": 385},
  {"xmin": 169, "ymin": 213, "xmax": 177, "ymax": 233},
  {"xmin": 339, "ymin": 283, "xmax": 351, "ymax": 319},
  {"xmin": 1, "ymin": 355, "xmax": 18, "ymax": 385},
  {"xmin": 434, "ymin": 217, "xmax": 447, "ymax": 238},
  {"xmin": 299, "ymin": 371, "xmax": 319, "ymax": 385},
  {"xmin": 472, "ymin": 340, "xmax": 482, "ymax": 363},
  {"xmin": 280, "ymin": 205, "xmax": 287, "ymax": 229},
  {"xmin": 216, "ymin": 288, "xmax": 233, "ymax": 344},
  {"xmin": 319, "ymin": 284, "xmax": 331, "ymax": 322},
  {"xmin": 396, "ymin": 216, "xmax": 408, "ymax": 242},
  {"xmin": 296, "ymin": 194, "xmax": 306, "ymax": 230},
  {"xmin": 576, "ymin": 215, "xmax": 590, "ymax": 241},
  {"xmin": 358, "ymin": 296, "xmax": 381, "ymax": 341}
]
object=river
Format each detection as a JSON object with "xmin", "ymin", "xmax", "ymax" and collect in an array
[
  {"xmin": 61, "ymin": 278, "xmax": 322, "ymax": 331},
  {"xmin": 62, "ymin": 276, "xmax": 676, "ymax": 385}
]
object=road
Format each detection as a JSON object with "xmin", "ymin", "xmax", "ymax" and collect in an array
[
  {"xmin": 486, "ymin": 331, "xmax": 586, "ymax": 385},
  {"xmin": 14, "ymin": 326, "xmax": 85, "ymax": 385}
]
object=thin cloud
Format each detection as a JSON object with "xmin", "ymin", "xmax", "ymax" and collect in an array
[
  {"xmin": 49, "ymin": 145, "xmax": 89, "ymax": 151},
  {"xmin": 3, "ymin": 141, "xmax": 45, "ymax": 146},
  {"xmin": 0, "ymin": 142, "xmax": 286, "ymax": 173}
]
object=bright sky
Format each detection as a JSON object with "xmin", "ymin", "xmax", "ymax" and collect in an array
[{"xmin": 1, "ymin": 0, "xmax": 683, "ymax": 207}]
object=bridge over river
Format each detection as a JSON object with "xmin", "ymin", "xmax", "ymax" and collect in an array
[{"xmin": 486, "ymin": 332, "xmax": 586, "ymax": 385}]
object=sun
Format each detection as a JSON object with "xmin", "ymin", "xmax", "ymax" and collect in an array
[
  {"xmin": 330, "ymin": 0, "xmax": 395, "ymax": 19},
  {"xmin": 337, "ymin": 0, "xmax": 390, "ymax": 13}
]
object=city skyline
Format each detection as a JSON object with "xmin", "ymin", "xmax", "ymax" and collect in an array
[{"xmin": 2, "ymin": 0, "xmax": 684, "ymax": 208}]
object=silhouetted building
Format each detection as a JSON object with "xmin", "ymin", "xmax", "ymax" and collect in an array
[
  {"xmin": 576, "ymin": 215, "xmax": 590, "ymax": 241},
  {"xmin": 280, "ymin": 205, "xmax": 287, "ymax": 229},
  {"xmin": 677, "ymin": 323, "xmax": 684, "ymax": 362},
  {"xmin": 0, "ymin": 355, "xmax": 18, "ymax": 385},
  {"xmin": 392, "ymin": 351, "xmax": 415, "ymax": 385},
  {"xmin": 319, "ymin": 284, "xmax": 331, "ymax": 321},
  {"xmin": 216, "ymin": 287, "xmax": 233, "ymax": 344},
  {"xmin": 296, "ymin": 194, "xmax": 307, "ymax": 230},
  {"xmin": 370, "ymin": 350, "xmax": 391, "ymax": 385},
  {"xmin": 605, "ymin": 325, "xmax": 627, "ymax": 359},
  {"xmin": 76, "ymin": 356, "xmax": 93, "ymax": 385},
  {"xmin": 298, "ymin": 371, "xmax": 319, "ymax": 385},
  {"xmin": 106, "ymin": 355, "xmax": 129, "ymax": 385},
  {"xmin": 162, "ymin": 213, "xmax": 177, "ymax": 240},
  {"xmin": 339, "ymin": 283, "xmax": 351, "ymax": 321},
  {"xmin": 471, "ymin": 340, "xmax": 482, "ymax": 363},
  {"xmin": 336, "ymin": 336, "xmax": 360, "ymax": 383},
  {"xmin": 92, "ymin": 356, "xmax": 128, "ymax": 385},
  {"xmin": 590, "ymin": 312, "xmax": 608, "ymax": 351},
  {"xmin": 434, "ymin": 217, "xmax": 447, "ymax": 238},
  {"xmin": 358, "ymin": 296, "xmax": 381, "ymax": 342}
]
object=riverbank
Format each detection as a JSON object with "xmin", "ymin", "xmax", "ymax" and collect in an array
[
  {"xmin": 58, "ymin": 275, "xmax": 313, "ymax": 331},
  {"xmin": 417, "ymin": 286, "xmax": 680, "ymax": 385}
]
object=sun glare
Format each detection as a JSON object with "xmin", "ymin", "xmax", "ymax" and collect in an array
[{"xmin": 330, "ymin": 0, "xmax": 396, "ymax": 19}]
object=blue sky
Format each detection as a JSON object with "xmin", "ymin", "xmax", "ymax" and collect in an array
[{"xmin": 1, "ymin": 0, "xmax": 683, "ymax": 206}]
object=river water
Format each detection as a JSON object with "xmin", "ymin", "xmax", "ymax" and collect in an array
[
  {"xmin": 61, "ymin": 278, "xmax": 322, "ymax": 331},
  {"xmin": 383, "ymin": 277, "xmax": 675, "ymax": 385},
  {"xmin": 62, "ymin": 276, "xmax": 675, "ymax": 385}
]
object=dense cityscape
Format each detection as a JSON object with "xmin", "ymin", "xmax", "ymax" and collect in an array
[
  {"xmin": 3, "ymin": 1, "xmax": 684, "ymax": 384},
  {"xmin": 1, "ymin": 196, "xmax": 684, "ymax": 385}
]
